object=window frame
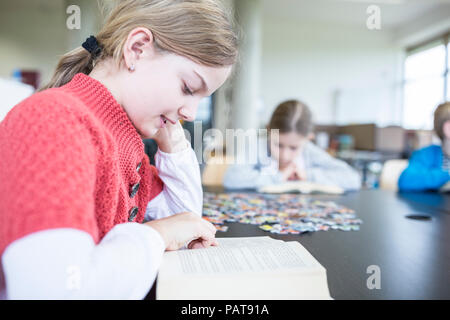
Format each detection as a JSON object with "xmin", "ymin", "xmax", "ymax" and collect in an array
[{"xmin": 402, "ymin": 32, "xmax": 449, "ymax": 129}]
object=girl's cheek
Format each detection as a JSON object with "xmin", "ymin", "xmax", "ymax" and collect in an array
[{"xmin": 158, "ymin": 95, "xmax": 182, "ymax": 113}]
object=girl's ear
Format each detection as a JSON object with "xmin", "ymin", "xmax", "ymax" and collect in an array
[
  {"xmin": 307, "ymin": 132, "xmax": 315, "ymax": 141},
  {"xmin": 123, "ymin": 27, "xmax": 156, "ymax": 70}
]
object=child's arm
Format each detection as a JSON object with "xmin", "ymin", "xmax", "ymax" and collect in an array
[
  {"xmin": 0, "ymin": 99, "xmax": 166, "ymax": 299},
  {"xmin": 2, "ymin": 224, "xmax": 165, "ymax": 299},
  {"xmin": 144, "ymin": 121, "xmax": 202, "ymax": 220},
  {"xmin": 2, "ymin": 211, "xmax": 217, "ymax": 299},
  {"xmin": 304, "ymin": 143, "xmax": 361, "ymax": 190},
  {"xmin": 144, "ymin": 145, "xmax": 202, "ymax": 220},
  {"xmin": 398, "ymin": 147, "xmax": 450, "ymax": 191}
]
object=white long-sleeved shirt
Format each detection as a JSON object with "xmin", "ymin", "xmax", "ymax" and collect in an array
[
  {"xmin": 0, "ymin": 78, "xmax": 34, "ymax": 122},
  {"xmin": 0, "ymin": 145, "xmax": 202, "ymax": 300}
]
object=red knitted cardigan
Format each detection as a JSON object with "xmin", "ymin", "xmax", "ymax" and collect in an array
[{"xmin": 0, "ymin": 73, "xmax": 164, "ymax": 255}]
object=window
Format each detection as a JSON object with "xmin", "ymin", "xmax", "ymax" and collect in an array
[
  {"xmin": 403, "ymin": 35, "xmax": 449, "ymax": 130},
  {"xmin": 447, "ymin": 41, "xmax": 450, "ymax": 100}
]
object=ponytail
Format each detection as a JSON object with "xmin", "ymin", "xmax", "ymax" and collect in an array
[{"xmin": 39, "ymin": 47, "xmax": 95, "ymax": 91}]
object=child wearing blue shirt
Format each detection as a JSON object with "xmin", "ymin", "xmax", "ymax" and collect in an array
[{"xmin": 398, "ymin": 102, "xmax": 450, "ymax": 191}]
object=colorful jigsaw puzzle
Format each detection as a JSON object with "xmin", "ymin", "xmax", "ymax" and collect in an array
[{"xmin": 202, "ymin": 192, "xmax": 362, "ymax": 235}]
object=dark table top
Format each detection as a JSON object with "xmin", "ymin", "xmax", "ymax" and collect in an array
[
  {"xmin": 396, "ymin": 191, "xmax": 450, "ymax": 214},
  {"xmin": 147, "ymin": 189, "xmax": 450, "ymax": 300}
]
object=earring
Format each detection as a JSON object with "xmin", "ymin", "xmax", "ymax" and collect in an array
[{"xmin": 129, "ymin": 64, "xmax": 135, "ymax": 72}]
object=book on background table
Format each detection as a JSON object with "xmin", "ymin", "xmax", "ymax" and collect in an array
[
  {"xmin": 258, "ymin": 181, "xmax": 344, "ymax": 195},
  {"xmin": 156, "ymin": 237, "xmax": 332, "ymax": 300}
]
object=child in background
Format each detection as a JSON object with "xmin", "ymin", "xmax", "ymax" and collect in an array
[
  {"xmin": 398, "ymin": 102, "xmax": 450, "ymax": 192},
  {"xmin": 0, "ymin": 0, "xmax": 237, "ymax": 299},
  {"xmin": 223, "ymin": 100, "xmax": 361, "ymax": 191}
]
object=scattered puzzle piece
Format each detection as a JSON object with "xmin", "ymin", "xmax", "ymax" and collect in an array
[{"xmin": 203, "ymin": 193, "xmax": 362, "ymax": 235}]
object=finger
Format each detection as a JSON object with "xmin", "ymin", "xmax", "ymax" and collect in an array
[
  {"xmin": 201, "ymin": 238, "xmax": 212, "ymax": 248},
  {"xmin": 188, "ymin": 237, "xmax": 211, "ymax": 249},
  {"xmin": 201, "ymin": 219, "xmax": 218, "ymax": 234},
  {"xmin": 200, "ymin": 236, "xmax": 217, "ymax": 248},
  {"xmin": 194, "ymin": 228, "xmax": 215, "ymax": 245},
  {"xmin": 188, "ymin": 240, "xmax": 204, "ymax": 250},
  {"xmin": 204, "ymin": 230, "xmax": 216, "ymax": 241},
  {"xmin": 192, "ymin": 242, "xmax": 205, "ymax": 249},
  {"xmin": 186, "ymin": 237, "xmax": 202, "ymax": 249},
  {"xmin": 199, "ymin": 230, "xmax": 216, "ymax": 245}
]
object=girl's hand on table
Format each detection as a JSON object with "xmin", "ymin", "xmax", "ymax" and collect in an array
[{"xmin": 145, "ymin": 212, "xmax": 217, "ymax": 251}]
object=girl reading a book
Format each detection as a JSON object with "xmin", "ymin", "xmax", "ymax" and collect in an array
[
  {"xmin": 224, "ymin": 100, "xmax": 361, "ymax": 191},
  {"xmin": 0, "ymin": 0, "xmax": 237, "ymax": 299}
]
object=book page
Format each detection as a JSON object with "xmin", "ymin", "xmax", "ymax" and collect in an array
[
  {"xmin": 215, "ymin": 236, "xmax": 282, "ymax": 247},
  {"xmin": 159, "ymin": 237, "xmax": 321, "ymax": 277}
]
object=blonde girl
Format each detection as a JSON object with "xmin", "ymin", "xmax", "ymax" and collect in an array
[{"xmin": 0, "ymin": 0, "xmax": 237, "ymax": 299}]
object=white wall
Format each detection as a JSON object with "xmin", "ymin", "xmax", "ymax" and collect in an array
[
  {"xmin": 0, "ymin": 0, "xmax": 67, "ymax": 85},
  {"xmin": 392, "ymin": 3, "xmax": 450, "ymax": 49},
  {"xmin": 0, "ymin": 0, "xmax": 101, "ymax": 87},
  {"xmin": 260, "ymin": 17, "xmax": 404, "ymax": 127},
  {"xmin": 65, "ymin": 0, "xmax": 102, "ymax": 52}
]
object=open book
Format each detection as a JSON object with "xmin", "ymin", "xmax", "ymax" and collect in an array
[
  {"xmin": 157, "ymin": 237, "xmax": 332, "ymax": 300},
  {"xmin": 258, "ymin": 181, "xmax": 344, "ymax": 195}
]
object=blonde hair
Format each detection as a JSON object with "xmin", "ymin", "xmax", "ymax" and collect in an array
[
  {"xmin": 267, "ymin": 100, "xmax": 313, "ymax": 137},
  {"xmin": 434, "ymin": 101, "xmax": 450, "ymax": 140},
  {"xmin": 41, "ymin": 0, "xmax": 238, "ymax": 90}
]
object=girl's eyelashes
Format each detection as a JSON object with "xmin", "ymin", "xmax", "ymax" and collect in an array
[{"xmin": 183, "ymin": 83, "xmax": 194, "ymax": 96}]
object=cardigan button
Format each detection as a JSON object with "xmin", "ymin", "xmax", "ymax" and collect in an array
[
  {"xmin": 136, "ymin": 162, "xmax": 142, "ymax": 173},
  {"xmin": 128, "ymin": 206, "xmax": 138, "ymax": 222},
  {"xmin": 130, "ymin": 182, "xmax": 140, "ymax": 198}
]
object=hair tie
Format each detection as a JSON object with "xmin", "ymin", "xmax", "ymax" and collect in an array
[{"xmin": 82, "ymin": 36, "xmax": 102, "ymax": 57}]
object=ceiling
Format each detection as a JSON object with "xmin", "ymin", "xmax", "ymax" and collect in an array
[
  {"xmin": 2, "ymin": 0, "xmax": 450, "ymax": 32},
  {"xmin": 262, "ymin": 0, "xmax": 450, "ymax": 30}
]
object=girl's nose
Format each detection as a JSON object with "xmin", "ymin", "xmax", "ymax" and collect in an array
[
  {"xmin": 179, "ymin": 101, "xmax": 199, "ymax": 122},
  {"xmin": 178, "ymin": 107, "xmax": 193, "ymax": 122}
]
